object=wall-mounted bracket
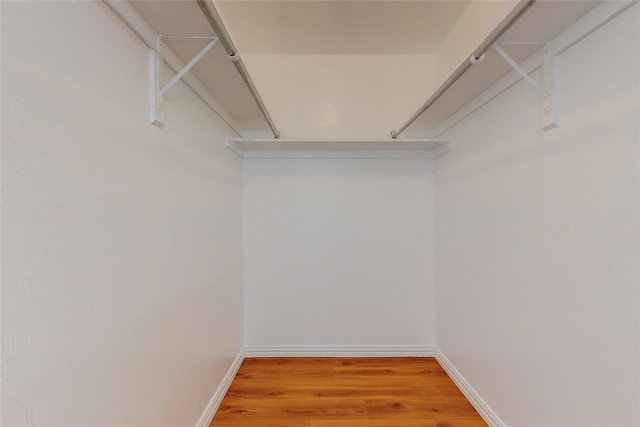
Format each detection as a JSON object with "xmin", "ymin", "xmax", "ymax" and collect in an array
[
  {"xmin": 150, "ymin": 36, "xmax": 218, "ymax": 127},
  {"xmin": 493, "ymin": 43, "xmax": 559, "ymax": 131}
]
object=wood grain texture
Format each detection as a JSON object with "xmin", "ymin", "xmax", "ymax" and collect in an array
[{"xmin": 210, "ymin": 357, "xmax": 488, "ymax": 427}]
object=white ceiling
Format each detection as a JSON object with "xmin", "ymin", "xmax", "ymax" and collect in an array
[
  {"xmin": 215, "ymin": 1, "xmax": 471, "ymax": 54},
  {"xmin": 128, "ymin": 0, "xmax": 603, "ymax": 138}
]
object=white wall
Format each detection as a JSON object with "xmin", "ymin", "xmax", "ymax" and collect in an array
[
  {"xmin": 244, "ymin": 159, "xmax": 435, "ymax": 348},
  {"xmin": 242, "ymin": 54, "xmax": 435, "ymax": 139},
  {"xmin": 435, "ymin": 5, "xmax": 639, "ymax": 426},
  {"xmin": 1, "ymin": 2, "xmax": 243, "ymax": 426},
  {"xmin": 434, "ymin": 0, "xmax": 517, "ymax": 85}
]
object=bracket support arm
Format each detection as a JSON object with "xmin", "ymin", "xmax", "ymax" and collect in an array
[
  {"xmin": 493, "ymin": 44, "xmax": 549, "ymax": 99},
  {"xmin": 151, "ymin": 36, "xmax": 218, "ymax": 128},
  {"xmin": 493, "ymin": 42, "xmax": 559, "ymax": 131}
]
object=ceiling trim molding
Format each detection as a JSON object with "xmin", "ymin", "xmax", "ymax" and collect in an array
[{"xmin": 226, "ymin": 138, "xmax": 452, "ymax": 159}]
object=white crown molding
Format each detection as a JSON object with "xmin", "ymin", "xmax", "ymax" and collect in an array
[
  {"xmin": 244, "ymin": 345, "xmax": 435, "ymax": 357},
  {"xmin": 194, "ymin": 349, "xmax": 245, "ymax": 427},
  {"xmin": 434, "ymin": 347, "xmax": 506, "ymax": 427},
  {"xmin": 226, "ymin": 138, "xmax": 451, "ymax": 159}
]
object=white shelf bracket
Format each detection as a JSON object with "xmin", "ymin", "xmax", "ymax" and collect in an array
[
  {"xmin": 494, "ymin": 43, "xmax": 559, "ymax": 130},
  {"xmin": 150, "ymin": 36, "xmax": 218, "ymax": 128}
]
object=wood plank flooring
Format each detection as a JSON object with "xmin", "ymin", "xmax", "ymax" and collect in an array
[{"xmin": 209, "ymin": 357, "xmax": 488, "ymax": 427}]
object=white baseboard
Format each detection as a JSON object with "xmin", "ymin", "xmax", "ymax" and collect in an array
[
  {"xmin": 244, "ymin": 345, "xmax": 435, "ymax": 357},
  {"xmin": 195, "ymin": 349, "xmax": 245, "ymax": 427},
  {"xmin": 195, "ymin": 345, "xmax": 502, "ymax": 427},
  {"xmin": 434, "ymin": 347, "xmax": 505, "ymax": 427}
]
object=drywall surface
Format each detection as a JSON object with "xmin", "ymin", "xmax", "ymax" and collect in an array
[
  {"xmin": 2, "ymin": 2, "xmax": 243, "ymax": 426},
  {"xmin": 242, "ymin": 54, "xmax": 435, "ymax": 139},
  {"xmin": 434, "ymin": 0, "xmax": 518, "ymax": 86},
  {"xmin": 243, "ymin": 159, "xmax": 435, "ymax": 348},
  {"xmin": 435, "ymin": 6, "xmax": 639, "ymax": 426}
]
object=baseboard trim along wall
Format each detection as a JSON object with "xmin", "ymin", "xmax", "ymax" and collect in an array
[
  {"xmin": 244, "ymin": 345, "xmax": 436, "ymax": 357},
  {"xmin": 195, "ymin": 349, "xmax": 246, "ymax": 427},
  {"xmin": 196, "ymin": 346, "xmax": 502, "ymax": 427},
  {"xmin": 434, "ymin": 347, "xmax": 506, "ymax": 427}
]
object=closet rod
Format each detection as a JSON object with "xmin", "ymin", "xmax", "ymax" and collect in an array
[
  {"xmin": 196, "ymin": 0, "xmax": 281, "ymax": 138},
  {"xmin": 391, "ymin": 0, "xmax": 536, "ymax": 139}
]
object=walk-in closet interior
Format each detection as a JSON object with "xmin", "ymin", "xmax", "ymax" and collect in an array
[{"xmin": 2, "ymin": 0, "xmax": 638, "ymax": 426}]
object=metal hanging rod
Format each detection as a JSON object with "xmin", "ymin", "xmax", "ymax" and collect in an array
[
  {"xmin": 391, "ymin": 0, "xmax": 537, "ymax": 139},
  {"xmin": 196, "ymin": 0, "xmax": 280, "ymax": 139}
]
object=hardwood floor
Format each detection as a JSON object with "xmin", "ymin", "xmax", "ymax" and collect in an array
[{"xmin": 209, "ymin": 357, "xmax": 488, "ymax": 427}]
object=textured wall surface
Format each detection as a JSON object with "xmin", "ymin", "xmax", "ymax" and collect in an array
[
  {"xmin": 435, "ymin": 5, "xmax": 639, "ymax": 426},
  {"xmin": 244, "ymin": 158, "xmax": 436, "ymax": 348},
  {"xmin": 3, "ymin": 1, "xmax": 639, "ymax": 426},
  {"xmin": 1, "ymin": 2, "xmax": 243, "ymax": 425},
  {"xmin": 242, "ymin": 54, "xmax": 436, "ymax": 139}
]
